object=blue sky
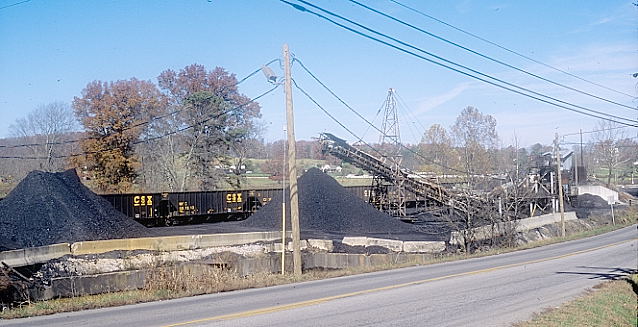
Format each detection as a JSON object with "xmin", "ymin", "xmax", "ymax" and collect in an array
[{"xmin": 0, "ymin": 0, "xmax": 636, "ymax": 147}]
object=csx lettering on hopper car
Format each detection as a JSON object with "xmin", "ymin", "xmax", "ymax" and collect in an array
[{"xmin": 102, "ymin": 186, "xmax": 372, "ymax": 226}]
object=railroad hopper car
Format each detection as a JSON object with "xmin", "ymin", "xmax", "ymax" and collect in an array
[{"xmin": 102, "ymin": 186, "xmax": 372, "ymax": 226}]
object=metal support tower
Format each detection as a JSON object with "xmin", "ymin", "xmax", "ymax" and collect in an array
[{"xmin": 374, "ymin": 88, "xmax": 406, "ymax": 217}]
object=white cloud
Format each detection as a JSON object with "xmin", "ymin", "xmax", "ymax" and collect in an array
[
  {"xmin": 566, "ymin": 2, "xmax": 636, "ymax": 34},
  {"xmin": 547, "ymin": 43, "xmax": 637, "ymax": 74},
  {"xmin": 413, "ymin": 82, "xmax": 472, "ymax": 115},
  {"xmin": 591, "ymin": 16, "xmax": 613, "ymax": 26}
]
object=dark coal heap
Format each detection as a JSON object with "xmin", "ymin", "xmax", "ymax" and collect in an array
[
  {"xmin": 575, "ymin": 194, "xmax": 609, "ymax": 208},
  {"xmin": 239, "ymin": 168, "xmax": 420, "ymax": 237},
  {"xmin": 0, "ymin": 169, "xmax": 152, "ymax": 250}
]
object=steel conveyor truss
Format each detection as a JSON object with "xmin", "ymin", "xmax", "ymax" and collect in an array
[{"xmin": 319, "ymin": 133, "xmax": 486, "ymax": 215}]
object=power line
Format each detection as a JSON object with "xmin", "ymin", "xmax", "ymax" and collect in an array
[
  {"xmin": 350, "ymin": 0, "xmax": 637, "ymax": 112},
  {"xmin": 0, "ymin": 59, "xmax": 279, "ymax": 150},
  {"xmin": 295, "ymin": 77, "xmax": 510, "ymax": 181},
  {"xmin": 0, "ymin": 0, "xmax": 30, "ymax": 10},
  {"xmin": 279, "ymin": 0, "xmax": 638, "ymax": 127},
  {"xmin": 0, "ymin": 85, "xmax": 280, "ymax": 160},
  {"xmin": 389, "ymin": 0, "xmax": 636, "ymax": 99},
  {"xmin": 358, "ymin": 100, "xmax": 384, "ymax": 141},
  {"xmin": 284, "ymin": 0, "xmax": 637, "ymax": 126},
  {"xmin": 291, "ymin": 62, "xmax": 476, "ymax": 176},
  {"xmin": 290, "ymin": 78, "xmax": 403, "ymax": 169},
  {"xmin": 562, "ymin": 125, "xmax": 630, "ymax": 137},
  {"xmin": 393, "ymin": 90, "xmax": 430, "ymax": 136}
]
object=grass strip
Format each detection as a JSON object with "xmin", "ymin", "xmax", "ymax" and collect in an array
[{"xmin": 516, "ymin": 275, "xmax": 638, "ymax": 327}]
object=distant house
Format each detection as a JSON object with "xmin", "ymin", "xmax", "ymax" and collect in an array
[{"xmin": 320, "ymin": 164, "xmax": 342, "ymax": 173}]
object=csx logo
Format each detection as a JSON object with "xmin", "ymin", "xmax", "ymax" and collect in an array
[
  {"xmin": 226, "ymin": 193, "xmax": 243, "ymax": 203},
  {"xmin": 133, "ymin": 195, "xmax": 153, "ymax": 206}
]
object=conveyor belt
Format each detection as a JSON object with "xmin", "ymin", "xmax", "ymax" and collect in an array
[{"xmin": 320, "ymin": 133, "xmax": 485, "ymax": 214}]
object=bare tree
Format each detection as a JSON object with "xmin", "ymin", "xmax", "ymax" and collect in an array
[
  {"xmin": 592, "ymin": 120, "xmax": 625, "ymax": 186},
  {"xmin": 451, "ymin": 106, "xmax": 499, "ymax": 189},
  {"xmin": 419, "ymin": 124, "xmax": 454, "ymax": 173},
  {"xmin": 447, "ymin": 106, "xmax": 499, "ymax": 252},
  {"xmin": 9, "ymin": 102, "xmax": 77, "ymax": 171}
]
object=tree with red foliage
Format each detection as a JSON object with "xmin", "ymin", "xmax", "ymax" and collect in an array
[{"xmin": 72, "ymin": 79, "xmax": 165, "ymax": 192}]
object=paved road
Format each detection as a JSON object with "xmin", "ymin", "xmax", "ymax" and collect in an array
[{"xmin": 3, "ymin": 225, "xmax": 636, "ymax": 327}]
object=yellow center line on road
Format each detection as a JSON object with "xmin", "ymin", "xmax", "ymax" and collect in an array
[{"xmin": 162, "ymin": 237, "xmax": 637, "ymax": 327}]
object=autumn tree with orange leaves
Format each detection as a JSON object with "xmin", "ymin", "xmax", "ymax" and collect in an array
[{"xmin": 72, "ymin": 79, "xmax": 165, "ymax": 192}]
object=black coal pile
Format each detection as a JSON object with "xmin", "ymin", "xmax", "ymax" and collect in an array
[
  {"xmin": 239, "ymin": 168, "xmax": 421, "ymax": 238},
  {"xmin": 571, "ymin": 193, "xmax": 610, "ymax": 218},
  {"xmin": 575, "ymin": 194, "xmax": 609, "ymax": 208},
  {"xmin": 0, "ymin": 169, "xmax": 152, "ymax": 250}
]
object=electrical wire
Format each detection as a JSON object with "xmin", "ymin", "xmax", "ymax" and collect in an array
[
  {"xmin": 0, "ymin": 85, "xmax": 280, "ymax": 160},
  {"xmin": 350, "ymin": 0, "xmax": 637, "ymax": 112},
  {"xmin": 291, "ymin": 74, "xmax": 477, "ymax": 176},
  {"xmin": 0, "ymin": 58, "xmax": 280, "ymax": 150},
  {"xmin": 283, "ymin": 0, "xmax": 637, "ymax": 126},
  {"xmin": 388, "ymin": 0, "xmax": 636, "ymax": 99},
  {"xmin": 358, "ymin": 100, "xmax": 384, "ymax": 141},
  {"xmin": 561, "ymin": 125, "xmax": 630, "ymax": 137},
  {"xmin": 289, "ymin": 78, "xmax": 390, "ymax": 161},
  {"xmin": 393, "ymin": 90, "xmax": 430, "ymax": 138},
  {"xmin": 293, "ymin": 57, "xmax": 548, "ymax": 182},
  {"xmin": 0, "ymin": 0, "xmax": 30, "ymax": 10},
  {"xmin": 394, "ymin": 94, "xmax": 422, "ymax": 144}
]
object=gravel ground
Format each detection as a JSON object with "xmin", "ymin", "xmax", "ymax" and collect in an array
[{"xmin": 0, "ymin": 170, "xmax": 153, "ymax": 250}]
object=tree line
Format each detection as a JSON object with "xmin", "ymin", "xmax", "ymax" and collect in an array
[
  {"xmin": 2, "ymin": 64, "xmax": 261, "ymax": 193},
  {"xmin": 1, "ymin": 72, "xmax": 636, "ymax": 194}
]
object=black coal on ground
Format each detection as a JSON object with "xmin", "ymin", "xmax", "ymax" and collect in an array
[
  {"xmin": 239, "ymin": 168, "xmax": 429, "ymax": 240},
  {"xmin": 574, "ymin": 193, "xmax": 609, "ymax": 208},
  {"xmin": 571, "ymin": 193, "xmax": 611, "ymax": 218},
  {"xmin": 0, "ymin": 170, "xmax": 152, "ymax": 250}
]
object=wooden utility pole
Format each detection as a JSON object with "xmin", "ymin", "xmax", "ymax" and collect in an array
[
  {"xmin": 283, "ymin": 44, "xmax": 302, "ymax": 275},
  {"xmin": 281, "ymin": 131, "xmax": 286, "ymax": 275},
  {"xmin": 555, "ymin": 133, "xmax": 566, "ymax": 237}
]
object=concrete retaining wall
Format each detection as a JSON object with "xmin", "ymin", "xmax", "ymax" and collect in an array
[
  {"xmin": 578, "ymin": 185, "xmax": 618, "ymax": 203},
  {"xmin": 69, "ymin": 231, "xmax": 292, "ymax": 255},
  {"xmin": 70, "ymin": 235, "xmax": 200, "ymax": 255},
  {"xmin": 26, "ymin": 252, "xmax": 439, "ymax": 301},
  {"xmin": 307, "ymin": 239, "xmax": 334, "ymax": 251},
  {"xmin": 403, "ymin": 241, "xmax": 446, "ymax": 253},
  {"xmin": 0, "ymin": 243, "xmax": 71, "ymax": 267},
  {"xmin": 449, "ymin": 211, "xmax": 578, "ymax": 246},
  {"xmin": 2, "ymin": 231, "xmax": 446, "ymax": 269},
  {"xmin": 342, "ymin": 237, "xmax": 445, "ymax": 253},
  {"xmin": 31, "ymin": 270, "xmax": 147, "ymax": 301},
  {"xmin": 198, "ymin": 231, "xmax": 289, "ymax": 249},
  {"xmin": 1, "ymin": 231, "xmax": 293, "ymax": 267},
  {"xmin": 303, "ymin": 253, "xmax": 433, "ymax": 269}
]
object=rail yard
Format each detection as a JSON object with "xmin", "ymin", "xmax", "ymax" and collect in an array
[
  {"xmin": 0, "ymin": 130, "xmax": 634, "ymax": 312},
  {"xmin": 1, "ymin": 1, "xmax": 636, "ymax": 325}
]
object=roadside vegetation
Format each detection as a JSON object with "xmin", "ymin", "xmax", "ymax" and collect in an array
[
  {"xmin": 516, "ymin": 274, "xmax": 638, "ymax": 327},
  {"xmin": 1, "ymin": 213, "xmax": 635, "ymax": 320}
]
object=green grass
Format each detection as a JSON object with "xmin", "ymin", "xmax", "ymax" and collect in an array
[
  {"xmin": 334, "ymin": 176, "xmax": 373, "ymax": 187},
  {"xmin": 516, "ymin": 275, "xmax": 638, "ymax": 327}
]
